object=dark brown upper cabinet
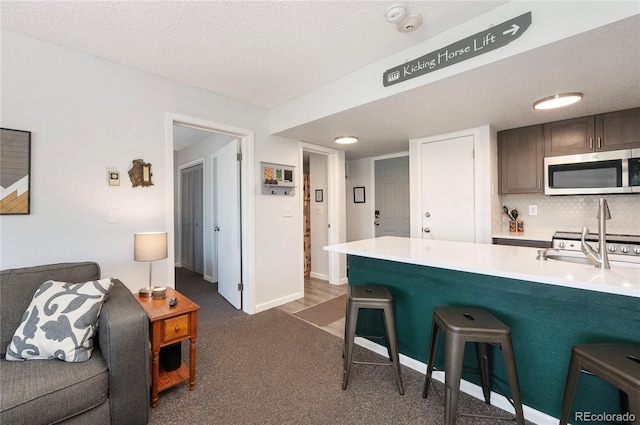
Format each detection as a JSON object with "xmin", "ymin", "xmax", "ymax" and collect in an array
[
  {"xmin": 544, "ymin": 107, "xmax": 640, "ymax": 157},
  {"xmin": 498, "ymin": 125, "xmax": 544, "ymax": 194},
  {"xmin": 595, "ymin": 108, "xmax": 640, "ymax": 151}
]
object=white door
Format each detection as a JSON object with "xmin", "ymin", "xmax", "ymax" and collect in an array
[
  {"xmin": 375, "ymin": 156, "xmax": 410, "ymax": 237},
  {"xmin": 421, "ymin": 136, "xmax": 475, "ymax": 242},
  {"xmin": 216, "ymin": 140, "xmax": 242, "ymax": 309}
]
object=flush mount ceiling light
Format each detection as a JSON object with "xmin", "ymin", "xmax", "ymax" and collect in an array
[
  {"xmin": 385, "ymin": 4, "xmax": 406, "ymax": 23},
  {"xmin": 533, "ymin": 93, "xmax": 583, "ymax": 110},
  {"xmin": 335, "ymin": 136, "xmax": 358, "ymax": 145}
]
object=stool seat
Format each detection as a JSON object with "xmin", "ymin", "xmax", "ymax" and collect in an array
[
  {"xmin": 423, "ymin": 306, "xmax": 525, "ymax": 425},
  {"xmin": 349, "ymin": 285, "xmax": 394, "ymax": 304},
  {"xmin": 560, "ymin": 344, "xmax": 640, "ymax": 425},
  {"xmin": 434, "ymin": 307, "xmax": 511, "ymax": 340},
  {"xmin": 342, "ymin": 285, "xmax": 403, "ymax": 395}
]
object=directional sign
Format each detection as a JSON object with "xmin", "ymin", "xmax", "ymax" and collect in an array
[{"xmin": 383, "ymin": 12, "xmax": 532, "ymax": 87}]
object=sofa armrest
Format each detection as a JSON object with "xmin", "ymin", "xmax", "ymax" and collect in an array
[{"xmin": 99, "ymin": 279, "xmax": 149, "ymax": 425}]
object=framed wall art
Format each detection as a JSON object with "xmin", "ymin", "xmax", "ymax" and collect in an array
[
  {"xmin": 0, "ymin": 128, "xmax": 31, "ymax": 214},
  {"xmin": 353, "ymin": 186, "xmax": 365, "ymax": 203}
]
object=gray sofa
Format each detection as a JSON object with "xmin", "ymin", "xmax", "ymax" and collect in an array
[{"xmin": 0, "ymin": 262, "xmax": 149, "ymax": 425}]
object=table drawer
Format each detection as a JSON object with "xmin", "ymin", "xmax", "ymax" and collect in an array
[{"xmin": 163, "ymin": 314, "xmax": 189, "ymax": 343}]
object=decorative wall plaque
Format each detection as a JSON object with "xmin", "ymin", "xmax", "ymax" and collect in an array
[{"xmin": 128, "ymin": 159, "xmax": 153, "ymax": 187}]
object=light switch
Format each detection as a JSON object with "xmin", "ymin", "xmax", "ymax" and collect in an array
[
  {"xmin": 283, "ymin": 205, "xmax": 292, "ymax": 217},
  {"xmin": 108, "ymin": 208, "xmax": 120, "ymax": 224}
]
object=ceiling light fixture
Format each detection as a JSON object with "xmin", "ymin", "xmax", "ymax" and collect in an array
[
  {"xmin": 533, "ymin": 93, "xmax": 583, "ymax": 110},
  {"xmin": 335, "ymin": 136, "xmax": 358, "ymax": 145},
  {"xmin": 385, "ymin": 4, "xmax": 406, "ymax": 23}
]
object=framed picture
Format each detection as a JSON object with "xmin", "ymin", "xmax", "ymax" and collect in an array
[
  {"xmin": 1, "ymin": 128, "xmax": 31, "ymax": 214},
  {"xmin": 315, "ymin": 189, "xmax": 323, "ymax": 202},
  {"xmin": 353, "ymin": 186, "xmax": 365, "ymax": 203}
]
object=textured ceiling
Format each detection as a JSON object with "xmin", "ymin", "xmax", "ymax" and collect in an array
[
  {"xmin": 1, "ymin": 2, "xmax": 638, "ymax": 159},
  {"xmin": 0, "ymin": 0, "xmax": 506, "ymax": 109}
]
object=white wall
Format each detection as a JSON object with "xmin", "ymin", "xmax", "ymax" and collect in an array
[
  {"xmin": 345, "ymin": 158, "xmax": 373, "ymax": 242},
  {"xmin": 0, "ymin": 30, "xmax": 304, "ymax": 313},
  {"xmin": 309, "ymin": 153, "xmax": 328, "ymax": 280}
]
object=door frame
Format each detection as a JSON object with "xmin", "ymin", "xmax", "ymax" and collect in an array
[
  {"xmin": 177, "ymin": 159, "xmax": 205, "ymax": 273},
  {"xmin": 299, "ymin": 142, "xmax": 347, "ymax": 286},
  {"xmin": 166, "ymin": 113, "xmax": 256, "ymax": 314}
]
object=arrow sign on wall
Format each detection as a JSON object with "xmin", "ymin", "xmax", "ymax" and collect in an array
[{"xmin": 383, "ymin": 12, "xmax": 532, "ymax": 87}]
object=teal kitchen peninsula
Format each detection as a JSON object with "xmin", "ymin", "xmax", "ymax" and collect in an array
[{"xmin": 325, "ymin": 236, "xmax": 639, "ymax": 423}]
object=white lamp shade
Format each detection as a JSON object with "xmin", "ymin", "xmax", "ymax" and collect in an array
[{"xmin": 134, "ymin": 232, "xmax": 168, "ymax": 262}]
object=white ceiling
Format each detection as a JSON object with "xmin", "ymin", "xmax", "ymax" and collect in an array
[{"xmin": 1, "ymin": 1, "xmax": 638, "ymax": 159}]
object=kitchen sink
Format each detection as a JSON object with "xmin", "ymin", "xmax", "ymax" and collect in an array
[{"xmin": 546, "ymin": 252, "xmax": 640, "ymax": 268}]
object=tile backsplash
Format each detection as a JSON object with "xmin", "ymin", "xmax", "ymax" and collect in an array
[{"xmin": 500, "ymin": 194, "xmax": 640, "ymax": 235}]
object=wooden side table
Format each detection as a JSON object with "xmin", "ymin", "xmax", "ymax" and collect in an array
[{"xmin": 135, "ymin": 288, "xmax": 200, "ymax": 407}]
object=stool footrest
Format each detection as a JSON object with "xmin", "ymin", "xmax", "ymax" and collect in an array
[{"xmin": 353, "ymin": 360, "xmax": 393, "ymax": 366}]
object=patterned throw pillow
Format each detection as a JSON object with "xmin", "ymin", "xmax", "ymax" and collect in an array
[{"xmin": 5, "ymin": 278, "xmax": 113, "ymax": 362}]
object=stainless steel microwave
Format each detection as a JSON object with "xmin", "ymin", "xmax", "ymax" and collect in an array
[{"xmin": 544, "ymin": 148, "xmax": 640, "ymax": 195}]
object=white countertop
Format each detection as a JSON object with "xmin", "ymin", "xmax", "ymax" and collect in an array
[{"xmin": 324, "ymin": 236, "xmax": 640, "ymax": 298}]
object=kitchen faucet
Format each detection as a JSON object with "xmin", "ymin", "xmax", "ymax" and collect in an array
[{"xmin": 580, "ymin": 198, "xmax": 611, "ymax": 269}]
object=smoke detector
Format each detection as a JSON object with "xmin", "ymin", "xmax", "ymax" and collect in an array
[
  {"xmin": 385, "ymin": 4, "xmax": 406, "ymax": 23},
  {"xmin": 397, "ymin": 13, "xmax": 423, "ymax": 33}
]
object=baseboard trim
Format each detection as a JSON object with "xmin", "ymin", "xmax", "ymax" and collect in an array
[
  {"xmin": 309, "ymin": 272, "xmax": 329, "ymax": 281},
  {"xmin": 354, "ymin": 337, "xmax": 560, "ymax": 425},
  {"xmin": 254, "ymin": 291, "xmax": 303, "ymax": 313}
]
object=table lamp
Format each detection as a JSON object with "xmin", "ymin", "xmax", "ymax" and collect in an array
[{"xmin": 134, "ymin": 232, "xmax": 168, "ymax": 296}]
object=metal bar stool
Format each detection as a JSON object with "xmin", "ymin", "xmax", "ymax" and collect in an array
[
  {"xmin": 560, "ymin": 344, "xmax": 640, "ymax": 425},
  {"xmin": 342, "ymin": 285, "xmax": 404, "ymax": 395},
  {"xmin": 422, "ymin": 307, "xmax": 525, "ymax": 425}
]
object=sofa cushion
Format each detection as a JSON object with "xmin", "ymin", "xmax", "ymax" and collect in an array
[
  {"xmin": 0, "ymin": 348, "xmax": 109, "ymax": 425},
  {"xmin": 5, "ymin": 278, "xmax": 113, "ymax": 362},
  {"xmin": 1, "ymin": 262, "xmax": 101, "ymax": 356}
]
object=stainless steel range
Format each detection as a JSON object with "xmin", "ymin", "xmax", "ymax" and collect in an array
[{"xmin": 552, "ymin": 231, "xmax": 640, "ymax": 258}]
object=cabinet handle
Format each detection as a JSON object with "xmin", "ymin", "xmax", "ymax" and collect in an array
[
  {"xmin": 589, "ymin": 138, "xmax": 594, "ymax": 150},
  {"xmin": 175, "ymin": 326, "xmax": 180, "ymax": 332},
  {"xmin": 538, "ymin": 179, "xmax": 541, "ymax": 191},
  {"xmin": 597, "ymin": 137, "xmax": 602, "ymax": 149}
]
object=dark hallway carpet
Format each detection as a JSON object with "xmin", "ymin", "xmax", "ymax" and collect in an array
[{"xmin": 174, "ymin": 267, "xmax": 246, "ymax": 325}]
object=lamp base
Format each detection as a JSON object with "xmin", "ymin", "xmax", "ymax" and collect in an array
[{"xmin": 138, "ymin": 287, "xmax": 154, "ymax": 298}]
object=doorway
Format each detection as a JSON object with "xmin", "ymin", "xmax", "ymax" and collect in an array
[
  {"xmin": 304, "ymin": 151, "xmax": 330, "ymax": 281},
  {"xmin": 299, "ymin": 143, "xmax": 347, "ymax": 291},
  {"xmin": 374, "ymin": 156, "xmax": 410, "ymax": 238},
  {"xmin": 167, "ymin": 114, "xmax": 255, "ymax": 313}
]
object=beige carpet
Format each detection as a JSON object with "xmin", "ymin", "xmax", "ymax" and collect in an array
[{"xmin": 294, "ymin": 295, "xmax": 346, "ymax": 326}]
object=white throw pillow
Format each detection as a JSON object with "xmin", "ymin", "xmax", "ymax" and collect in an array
[{"xmin": 5, "ymin": 278, "xmax": 113, "ymax": 362}]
